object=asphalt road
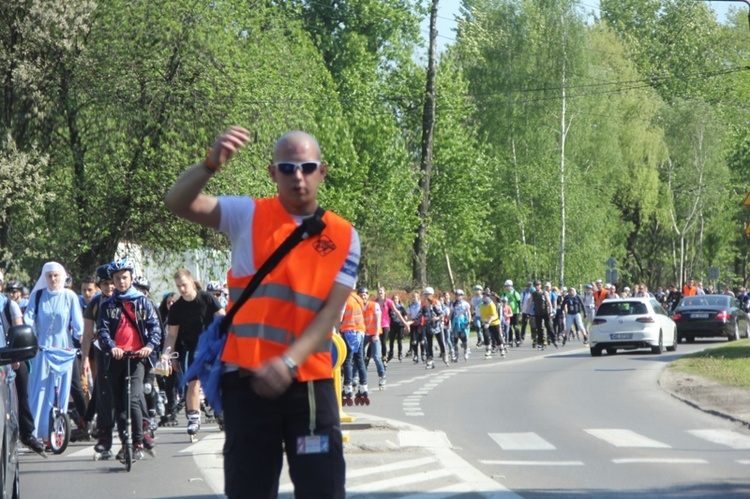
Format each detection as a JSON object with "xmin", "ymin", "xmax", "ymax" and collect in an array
[
  {"xmin": 17, "ymin": 337, "xmax": 750, "ymax": 498},
  {"xmin": 366, "ymin": 338, "xmax": 750, "ymax": 498}
]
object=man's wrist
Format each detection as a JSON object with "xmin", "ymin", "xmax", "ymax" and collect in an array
[
  {"xmin": 280, "ymin": 354, "xmax": 299, "ymax": 379},
  {"xmin": 202, "ymin": 161, "xmax": 217, "ymax": 175}
]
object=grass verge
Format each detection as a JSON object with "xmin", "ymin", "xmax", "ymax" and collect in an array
[{"xmin": 668, "ymin": 339, "xmax": 750, "ymax": 389}]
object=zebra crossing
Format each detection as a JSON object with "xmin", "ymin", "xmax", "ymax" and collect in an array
[{"xmin": 480, "ymin": 427, "xmax": 750, "ymax": 467}]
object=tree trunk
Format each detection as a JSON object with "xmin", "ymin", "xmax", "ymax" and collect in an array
[{"xmin": 412, "ymin": 0, "xmax": 438, "ymax": 289}]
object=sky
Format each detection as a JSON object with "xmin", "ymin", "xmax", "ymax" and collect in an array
[{"xmin": 424, "ymin": 0, "xmax": 738, "ymax": 53}]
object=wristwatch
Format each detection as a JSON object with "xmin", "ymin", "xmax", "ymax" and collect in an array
[{"xmin": 280, "ymin": 355, "xmax": 299, "ymax": 379}]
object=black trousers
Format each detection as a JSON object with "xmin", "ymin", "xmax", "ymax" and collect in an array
[
  {"xmin": 14, "ymin": 361, "xmax": 35, "ymax": 438},
  {"xmin": 221, "ymin": 374, "xmax": 345, "ymax": 499},
  {"xmin": 388, "ymin": 324, "xmax": 404, "ymax": 356},
  {"xmin": 534, "ymin": 314, "xmax": 554, "ymax": 346},
  {"xmin": 109, "ymin": 357, "xmax": 144, "ymax": 444},
  {"xmin": 95, "ymin": 349, "xmax": 114, "ymax": 431}
]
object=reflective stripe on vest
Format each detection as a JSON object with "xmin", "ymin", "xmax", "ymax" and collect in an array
[
  {"xmin": 231, "ymin": 324, "xmax": 331, "ymax": 353},
  {"xmin": 229, "ymin": 283, "xmax": 325, "ymax": 314},
  {"xmin": 220, "ymin": 196, "xmax": 353, "ymax": 381}
]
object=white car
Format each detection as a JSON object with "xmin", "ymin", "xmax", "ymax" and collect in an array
[{"xmin": 590, "ymin": 298, "xmax": 677, "ymax": 356}]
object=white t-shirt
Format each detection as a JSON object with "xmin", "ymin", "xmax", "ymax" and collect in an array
[{"xmin": 218, "ymin": 196, "xmax": 360, "ymax": 289}]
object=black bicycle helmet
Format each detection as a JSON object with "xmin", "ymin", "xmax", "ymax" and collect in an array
[
  {"xmin": 134, "ymin": 276, "xmax": 151, "ymax": 291},
  {"xmin": 96, "ymin": 264, "xmax": 111, "ymax": 284},
  {"xmin": 4, "ymin": 279, "xmax": 23, "ymax": 291}
]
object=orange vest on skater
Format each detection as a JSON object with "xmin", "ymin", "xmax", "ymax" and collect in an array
[
  {"xmin": 341, "ymin": 292, "xmax": 366, "ymax": 332},
  {"xmin": 362, "ymin": 300, "xmax": 379, "ymax": 336},
  {"xmin": 221, "ymin": 197, "xmax": 353, "ymax": 382}
]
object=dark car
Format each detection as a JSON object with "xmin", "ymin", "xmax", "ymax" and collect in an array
[
  {"xmin": 672, "ymin": 295, "xmax": 750, "ymax": 342},
  {"xmin": 0, "ymin": 325, "xmax": 40, "ymax": 499}
]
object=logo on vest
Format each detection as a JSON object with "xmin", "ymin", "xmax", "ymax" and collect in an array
[{"xmin": 312, "ymin": 235, "xmax": 336, "ymax": 256}]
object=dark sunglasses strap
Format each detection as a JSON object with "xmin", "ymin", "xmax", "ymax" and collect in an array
[{"xmin": 219, "ymin": 206, "xmax": 327, "ymax": 336}]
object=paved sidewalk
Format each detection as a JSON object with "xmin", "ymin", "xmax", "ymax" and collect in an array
[{"xmin": 277, "ymin": 412, "xmax": 519, "ymax": 498}]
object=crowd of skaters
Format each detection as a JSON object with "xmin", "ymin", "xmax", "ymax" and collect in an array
[
  {"xmin": 3, "ymin": 259, "xmax": 746, "ymax": 456},
  {"xmin": 336, "ymin": 276, "xmax": 750, "ymax": 398},
  {"xmin": 0, "ymin": 261, "xmax": 228, "ymax": 459}
]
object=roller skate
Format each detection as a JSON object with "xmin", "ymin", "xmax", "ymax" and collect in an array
[
  {"xmin": 93, "ymin": 435, "xmax": 113, "ymax": 461},
  {"xmin": 443, "ymin": 354, "xmax": 450, "ymax": 366},
  {"xmin": 70, "ymin": 417, "xmax": 92, "ymax": 442},
  {"xmin": 201, "ymin": 399, "xmax": 215, "ymax": 424},
  {"xmin": 413, "ymin": 354, "xmax": 419, "ymax": 364},
  {"xmin": 142, "ymin": 420, "xmax": 156, "ymax": 457},
  {"xmin": 501, "ymin": 345, "xmax": 508, "ymax": 357},
  {"xmin": 216, "ymin": 413, "xmax": 225, "ymax": 432},
  {"xmin": 464, "ymin": 347, "xmax": 470, "ymax": 361},
  {"xmin": 187, "ymin": 410, "xmax": 201, "ymax": 443},
  {"xmin": 21, "ymin": 436, "xmax": 47, "ymax": 458},
  {"xmin": 397, "ymin": 353, "xmax": 403, "ymax": 362},
  {"xmin": 342, "ymin": 385, "xmax": 354, "ymax": 406},
  {"xmin": 425, "ymin": 359, "xmax": 435, "ymax": 369},
  {"xmin": 387, "ymin": 352, "xmax": 393, "ymax": 363},
  {"xmin": 159, "ymin": 404, "xmax": 179, "ymax": 427},
  {"xmin": 451, "ymin": 353, "xmax": 458, "ymax": 363},
  {"xmin": 484, "ymin": 349, "xmax": 492, "ymax": 359},
  {"xmin": 354, "ymin": 385, "xmax": 370, "ymax": 406},
  {"xmin": 378, "ymin": 377, "xmax": 386, "ymax": 391}
]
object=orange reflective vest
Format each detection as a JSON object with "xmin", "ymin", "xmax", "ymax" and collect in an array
[
  {"xmin": 362, "ymin": 300, "xmax": 379, "ymax": 336},
  {"xmin": 221, "ymin": 196, "xmax": 353, "ymax": 382},
  {"xmin": 341, "ymin": 292, "xmax": 365, "ymax": 332},
  {"xmin": 594, "ymin": 289, "xmax": 609, "ymax": 308},
  {"xmin": 683, "ymin": 285, "xmax": 697, "ymax": 297}
]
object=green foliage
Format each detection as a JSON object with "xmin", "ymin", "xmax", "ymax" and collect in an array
[{"xmin": 2, "ymin": 0, "xmax": 749, "ymax": 294}]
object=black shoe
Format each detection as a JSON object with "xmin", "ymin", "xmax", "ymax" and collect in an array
[
  {"xmin": 94, "ymin": 436, "xmax": 112, "ymax": 453},
  {"xmin": 22, "ymin": 436, "xmax": 47, "ymax": 458}
]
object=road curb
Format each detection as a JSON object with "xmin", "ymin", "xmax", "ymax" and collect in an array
[{"xmin": 658, "ymin": 367, "xmax": 750, "ymax": 429}]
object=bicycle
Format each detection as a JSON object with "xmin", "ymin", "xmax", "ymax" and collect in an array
[{"xmin": 38, "ymin": 346, "xmax": 78, "ymax": 455}]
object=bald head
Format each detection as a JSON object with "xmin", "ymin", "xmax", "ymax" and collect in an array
[{"xmin": 272, "ymin": 131, "xmax": 321, "ymax": 163}]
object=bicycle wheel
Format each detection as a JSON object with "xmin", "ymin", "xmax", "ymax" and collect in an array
[
  {"xmin": 48, "ymin": 412, "xmax": 71, "ymax": 454},
  {"xmin": 125, "ymin": 445, "xmax": 132, "ymax": 472}
]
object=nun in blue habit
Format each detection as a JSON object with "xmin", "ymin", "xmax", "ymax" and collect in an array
[{"xmin": 23, "ymin": 262, "xmax": 83, "ymax": 440}]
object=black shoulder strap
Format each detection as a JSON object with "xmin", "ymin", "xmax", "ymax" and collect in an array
[
  {"xmin": 220, "ymin": 206, "xmax": 327, "ymax": 336},
  {"xmin": 34, "ymin": 289, "xmax": 43, "ymax": 315},
  {"xmin": 3, "ymin": 300, "xmax": 11, "ymax": 329}
]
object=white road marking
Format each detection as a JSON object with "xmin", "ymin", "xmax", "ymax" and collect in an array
[
  {"xmin": 612, "ymin": 458, "xmax": 708, "ymax": 464},
  {"xmin": 66, "ymin": 446, "xmax": 99, "ymax": 458},
  {"xmin": 585, "ymin": 429, "xmax": 671, "ymax": 448},
  {"xmin": 489, "ymin": 432, "xmax": 556, "ymax": 450},
  {"xmin": 737, "ymin": 460, "xmax": 750, "ymax": 465},
  {"xmin": 346, "ymin": 456, "xmax": 438, "ymax": 479},
  {"xmin": 346, "ymin": 468, "xmax": 455, "ymax": 494},
  {"xmin": 687, "ymin": 429, "xmax": 750, "ymax": 449},
  {"xmin": 480, "ymin": 460, "xmax": 584, "ymax": 466},
  {"xmin": 399, "ymin": 430, "xmax": 452, "ymax": 448}
]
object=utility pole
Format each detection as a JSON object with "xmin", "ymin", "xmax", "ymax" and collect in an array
[{"xmin": 412, "ymin": 0, "xmax": 438, "ymax": 289}]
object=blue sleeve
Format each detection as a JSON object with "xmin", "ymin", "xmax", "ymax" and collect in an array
[
  {"xmin": 68, "ymin": 291, "xmax": 84, "ymax": 340},
  {"xmin": 97, "ymin": 300, "xmax": 116, "ymax": 351},
  {"xmin": 144, "ymin": 299, "xmax": 161, "ymax": 350},
  {"xmin": 23, "ymin": 291, "xmax": 38, "ymax": 328}
]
